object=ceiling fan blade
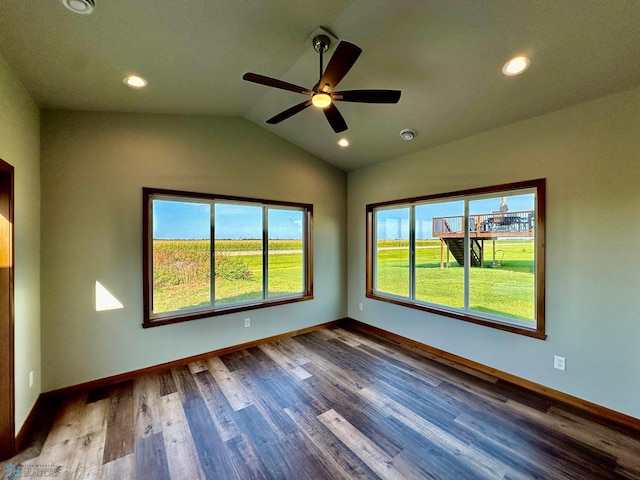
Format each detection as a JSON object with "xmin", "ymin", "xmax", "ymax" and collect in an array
[
  {"xmin": 333, "ymin": 89, "xmax": 401, "ymax": 103},
  {"xmin": 323, "ymin": 103, "xmax": 348, "ymax": 133},
  {"xmin": 243, "ymin": 73, "xmax": 313, "ymax": 95},
  {"xmin": 317, "ymin": 41, "xmax": 362, "ymax": 93},
  {"xmin": 266, "ymin": 99, "xmax": 313, "ymax": 124}
]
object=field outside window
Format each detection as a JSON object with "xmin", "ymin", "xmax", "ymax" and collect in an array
[{"xmin": 144, "ymin": 189, "xmax": 312, "ymax": 327}]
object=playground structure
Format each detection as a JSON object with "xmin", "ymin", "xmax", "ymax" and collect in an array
[{"xmin": 432, "ymin": 210, "xmax": 535, "ymax": 268}]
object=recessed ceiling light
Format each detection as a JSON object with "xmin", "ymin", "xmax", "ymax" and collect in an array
[
  {"xmin": 60, "ymin": 0, "xmax": 95, "ymax": 14},
  {"xmin": 123, "ymin": 75, "xmax": 148, "ymax": 89},
  {"xmin": 337, "ymin": 138, "xmax": 350, "ymax": 147},
  {"xmin": 502, "ymin": 56, "xmax": 531, "ymax": 76}
]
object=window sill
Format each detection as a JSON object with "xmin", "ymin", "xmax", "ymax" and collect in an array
[
  {"xmin": 143, "ymin": 294, "xmax": 314, "ymax": 328},
  {"xmin": 365, "ymin": 292, "xmax": 546, "ymax": 340}
]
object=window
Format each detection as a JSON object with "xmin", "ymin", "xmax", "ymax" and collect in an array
[
  {"xmin": 143, "ymin": 188, "xmax": 313, "ymax": 327},
  {"xmin": 366, "ymin": 179, "xmax": 545, "ymax": 339}
]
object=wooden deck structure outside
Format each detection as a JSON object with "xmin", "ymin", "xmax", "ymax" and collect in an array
[{"xmin": 432, "ymin": 210, "xmax": 535, "ymax": 268}]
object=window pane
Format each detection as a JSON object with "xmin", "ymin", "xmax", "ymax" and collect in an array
[
  {"xmin": 375, "ymin": 207, "xmax": 410, "ymax": 297},
  {"xmin": 416, "ymin": 201, "xmax": 464, "ymax": 308},
  {"xmin": 152, "ymin": 199, "xmax": 211, "ymax": 314},
  {"xmin": 214, "ymin": 203, "xmax": 263, "ymax": 305},
  {"xmin": 468, "ymin": 193, "xmax": 536, "ymax": 322},
  {"xmin": 145, "ymin": 189, "xmax": 313, "ymax": 327},
  {"xmin": 268, "ymin": 208, "xmax": 304, "ymax": 298},
  {"xmin": 365, "ymin": 179, "xmax": 544, "ymax": 337}
]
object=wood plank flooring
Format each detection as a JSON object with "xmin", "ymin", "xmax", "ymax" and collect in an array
[{"xmin": 3, "ymin": 324, "xmax": 640, "ymax": 479}]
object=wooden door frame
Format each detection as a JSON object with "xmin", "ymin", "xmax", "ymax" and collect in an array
[{"xmin": 0, "ymin": 158, "xmax": 15, "ymax": 460}]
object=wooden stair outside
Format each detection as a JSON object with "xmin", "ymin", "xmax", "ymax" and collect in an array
[{"xmin": 444, "ymin": 238, "xmax": 483, "ymax": 267}]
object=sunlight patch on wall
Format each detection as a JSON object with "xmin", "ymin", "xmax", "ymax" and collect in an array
[{"xmin": 95, "ymin": 281, "xmax": 124, "ymax": 311}]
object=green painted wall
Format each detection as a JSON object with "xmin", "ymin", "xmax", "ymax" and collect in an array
[
  {"xmin": 40, "ymin": 112, "xmax": 347, "ymax": 391},
  {"xmin": 0, "ymin": 53, "xmax": 41, "ymax": 432},
  {"xmin": 347, "ymin": 87, "xmax": 640, "ymax": 419}
]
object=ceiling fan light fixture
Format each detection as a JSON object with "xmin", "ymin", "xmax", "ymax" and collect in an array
[
  {"xmin": 312, "ymin": 93, "xmax": 332, "ymax": 108},
  {"xmin": 60, "ymin": 0, "xmax": 95, "ymax": 14},
  {"xmin": 502, "ymin": 56, "xmax": 530, "ymax": 76}
]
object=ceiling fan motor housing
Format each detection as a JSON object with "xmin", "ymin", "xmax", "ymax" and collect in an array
[{"xmin": 313, "ymin": 35, "xmax": 330, "ymax": 53}]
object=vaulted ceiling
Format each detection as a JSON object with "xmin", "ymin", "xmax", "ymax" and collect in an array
[{"xmin": 1, "ymin": 1, "xmax": 639, "ymax": 171}]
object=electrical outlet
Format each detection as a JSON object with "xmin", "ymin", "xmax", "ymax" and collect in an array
[
  {"xmin": 358, "ymin": 302, "xmax": 363, "ymax": 311},
  {"xmin": 244, "ymin": 318, "xmax": 251, "ymax": 328},
  {"xmin": 29, "ymin": 371, "xmax": 34, "ymax": 388},
  {"xmin": 554, "ymin": 355, "xmax": 566, "ymax": 371}
]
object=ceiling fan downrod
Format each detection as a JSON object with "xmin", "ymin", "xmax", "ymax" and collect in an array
[{"xmin": 313, "ymin": 35, "xmax": 330, "ymax": 89}]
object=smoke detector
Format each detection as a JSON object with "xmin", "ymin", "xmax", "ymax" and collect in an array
[
  {"xmin": 400, "ymin": 129, "xmax": 416, "ymax": 141},
  {"xmin": 61, "ymin": 0, "xmax": 95, "ymax": 14}
]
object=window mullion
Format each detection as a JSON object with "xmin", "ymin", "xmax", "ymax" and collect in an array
[
  {"xmin": 263, "ymin": 206, "xmax": 268, "ymax": 300},
  {"xmin": 463, "ymin": 199, "xmax": 470, "ymax": 311},
  {"xmin": 372, "ymin": 213, "xmax": 378, "ymax": 292},
  {"xmin": 303, "ymin": 210, "xmax": 310, "ymax": 294},
  {"xmin": 409, "ymin": 205, "xmax": 416, "ymax": 300},
  {"xmin": 210, "ymin": 201, "xmax": 216, "ymax": 306}
]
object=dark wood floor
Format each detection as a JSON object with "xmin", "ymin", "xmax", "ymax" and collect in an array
[{"xmin": 3, "ymin": 324, "xmax": 640, "ymax": 479}]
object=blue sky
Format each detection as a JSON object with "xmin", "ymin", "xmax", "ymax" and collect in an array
[
  {"xmin": 377, "ymin": 193, "xmax": 535, "ymax": 239},
  {"xmin": 152, "ymin": 200, "xmax": 304, "ymax": 240}
]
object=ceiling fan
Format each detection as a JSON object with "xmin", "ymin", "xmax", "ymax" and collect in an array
[{"xmin": 243, "ymin": 35, "xmax": 401, "ymax": 133}]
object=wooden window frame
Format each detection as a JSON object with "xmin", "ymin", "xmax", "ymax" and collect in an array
[
  {"xmin": 366, "ymin": 179, "xmax": 546, "ymax": 339},
  {"xmin": 143, "ymin": 188, "xmax": 313, "ymax": 328}
]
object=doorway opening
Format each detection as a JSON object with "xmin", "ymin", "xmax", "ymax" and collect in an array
[{"xmin": 0, "ymin": 158, "xmax": 15, "ymax": 460}]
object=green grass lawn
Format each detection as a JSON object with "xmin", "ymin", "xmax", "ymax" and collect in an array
[
  {"xmin": 153, "ymin": 239, "xmax": 535, "ymax": 322},
  {"xmin": 152, "ymin": 240, "xmax": 303, "ymax": 312},
  {"xmin": 377, "ymin": 240, "xmax": 535, "ymax": 321}
]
